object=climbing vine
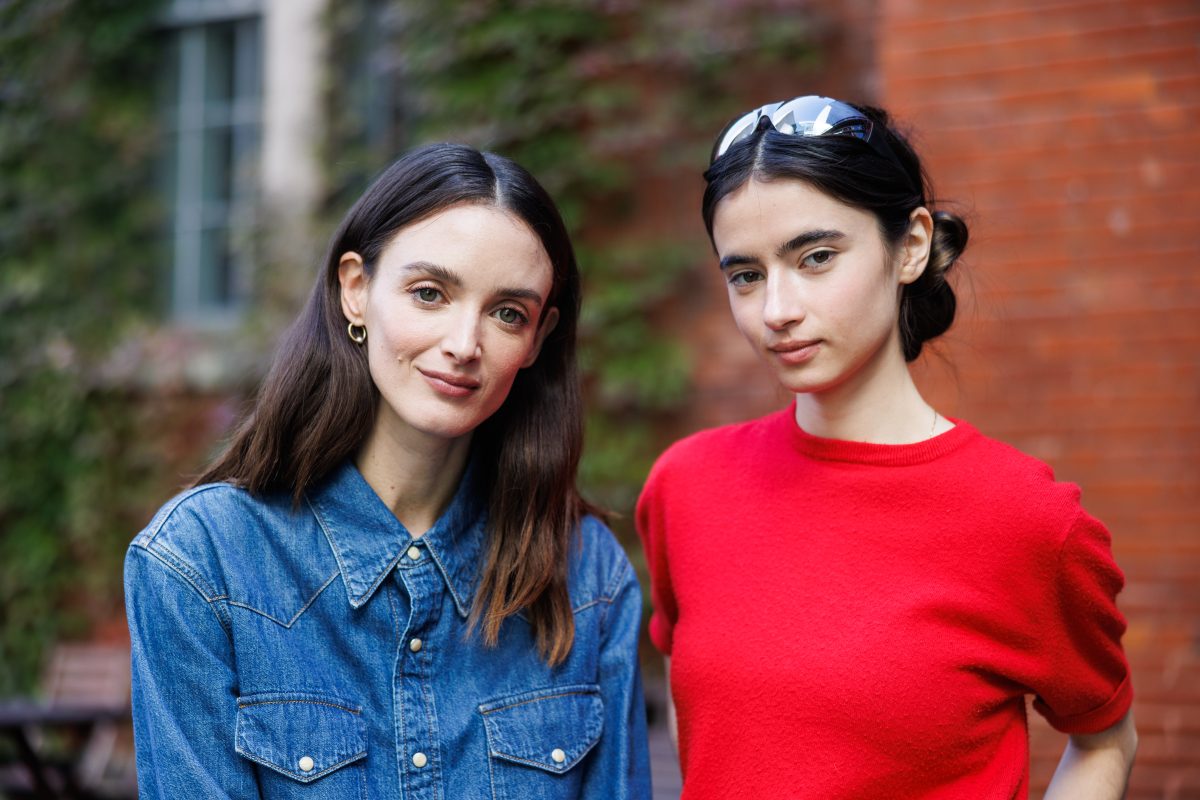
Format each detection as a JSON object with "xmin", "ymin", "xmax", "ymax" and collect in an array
[{"xmin": 0, "ymin": 0, "xmax": 166, "ymax": 692}]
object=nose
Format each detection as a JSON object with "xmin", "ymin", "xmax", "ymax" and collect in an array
[
  {"xmin": 761, "ymin": 272, "xmax": 805, "ymax": 331},
  {"xmin": 441, "ymin": 309, "xmax": 482, "ymax": 363}
]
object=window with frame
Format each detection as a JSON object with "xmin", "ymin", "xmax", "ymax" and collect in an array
[{"xmin": 160, "ymin": 0, "xmax": 262, "ymax": 323}]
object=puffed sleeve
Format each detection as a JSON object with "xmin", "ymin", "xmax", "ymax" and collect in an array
[
  {"xmin": 635, "ymin": 461, "xmax": 678, "ymax": 655},
  {"xmin": 1029, "ymin": 509, "xmax": 1134, "ymax": 734},
  {"xmin": 581, "ymin": 554, "xmax": 652, "ymax": 800},
  {"xmin": 125, "ymin": 543, "xmax": 258, "ymax": 798}
]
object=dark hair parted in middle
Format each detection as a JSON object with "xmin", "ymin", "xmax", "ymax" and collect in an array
[
  {"xmin": 701, "ymin": 104, "xmax": 969, "ymax": 362},
  {"xmin": 196, "ymin": 142, "xmax": 586, "ymax": 665}
]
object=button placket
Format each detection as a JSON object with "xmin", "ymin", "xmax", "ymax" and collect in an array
[{"xmin": 393, "ymin": 548, "xmax": 443, "ymax": 798}]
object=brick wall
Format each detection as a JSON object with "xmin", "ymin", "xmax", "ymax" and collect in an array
[
  {"xmin": 660, "ymin": 0, "xmax": 1198, "ymax": 795},
  {"xmin": 877, "ymin": 0, "xmax": 1200, "ymax": 794}
]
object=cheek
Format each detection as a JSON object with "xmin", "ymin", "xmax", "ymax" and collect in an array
[
  {"xmin": 726, "ymin": 292, "xmax": 763, "ymax": 343},
  {"xmin": 829, "ymin": 272, "xmax": 897, "ymax": 330},
  {"xmin": 485, "ymin": 332, "xmax": 540, "ymax": 379},
  {"xmin": 367, "ymin": 322, "xmax": 425, "ymax": 366}
]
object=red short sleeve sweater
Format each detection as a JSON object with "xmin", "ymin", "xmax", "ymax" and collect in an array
[{"xmin": 636, "ymin": 405, "xmax": 1132, "ymax": 799}]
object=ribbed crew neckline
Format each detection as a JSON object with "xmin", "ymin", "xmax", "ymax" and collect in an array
[{"xmin": 778, "ymin": 401, "xmax": 977, "ymax": 466}]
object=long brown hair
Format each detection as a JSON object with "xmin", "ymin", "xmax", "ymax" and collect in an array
[{"xmin": 196, "ymin": 143, "xmax": 586, "ymax": 664}]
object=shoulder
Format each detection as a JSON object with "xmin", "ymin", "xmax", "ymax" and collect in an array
[
  {"xmin": 952, "ymin": 423, "xmax": 1092, "ymax": 546},
  {"xmin": 132, "ymin": 482, "xmax": 296, "ymax": 554},
  {"xmin": 959, "ymin": 426, "xmax": 1080, "ymax": 500},
  {"xmin": 644, "ymin": 410, "xmax": 783, "ymax": 492},
  {"xmin": 568, "ymin": 514, "xmax": 639, "ymax": 608},
  {"xmin": 128, "ymin": 482, "xmax": 314, "ymax": 600}
]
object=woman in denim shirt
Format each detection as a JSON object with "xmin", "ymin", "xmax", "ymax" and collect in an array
[{"xmin": 125, "ymin": 143, "xmax": 651, "ymax": 799}]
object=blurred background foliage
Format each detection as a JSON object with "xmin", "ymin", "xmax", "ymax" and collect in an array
[
  {"xmin": 0, "ymin": 0, "xmax": 168, "ymax": 694},
  {"xmin": 0, "ymin": 0, "xmax": 815, "ymax": 691}
]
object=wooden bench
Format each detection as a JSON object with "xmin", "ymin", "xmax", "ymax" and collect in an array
[{"xmin": 0, "ymin": 643, "xmax": 135, "ymax": 799}]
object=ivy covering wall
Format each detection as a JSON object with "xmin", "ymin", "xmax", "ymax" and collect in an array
[{"xmin": 0, "ymin": 0, "xmax": 167, "ymax": 693}]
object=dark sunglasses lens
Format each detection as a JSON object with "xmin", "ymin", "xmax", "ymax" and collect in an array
[{"xmin": 829, "ymin": 119, "xmax": 874, "ymax": 141}]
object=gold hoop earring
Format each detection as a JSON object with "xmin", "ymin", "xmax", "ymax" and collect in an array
[{"xmin": 347, "ymin": 322, "xmax": 367, "ymax": 344}]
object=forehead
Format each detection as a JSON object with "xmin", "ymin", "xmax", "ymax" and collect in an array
[
  {"xmin": 380, "ymin": 203, "xmax": 553, "ymax": 287},
  {"xmin": 711, "ymin": 178, "xmax": 877, "ymax": 254}
]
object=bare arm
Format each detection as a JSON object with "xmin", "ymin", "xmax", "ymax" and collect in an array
[
  {"xmin": 663, "ymin": 656, "xmax": 678, "ymax": 752},
  {"xmin": 1044, "ymin": 711, "xmax": 1137, "ymax": 800}
]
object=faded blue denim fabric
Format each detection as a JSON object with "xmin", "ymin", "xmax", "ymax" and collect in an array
[{"xmin": 124, "ymin": 460, "xmax": 651, "ymax": 799}]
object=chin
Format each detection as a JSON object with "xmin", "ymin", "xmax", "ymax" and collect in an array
[
  {"xmin": 774, "ymin": 367, "xmax": 850, "ymax": 397},
  {"xmin": 414, "ymin": 415, "xmax": 485, "ymax": 441},
  {"xmin": 415, "ymin": 400, "xmax": 509, "ymax": 441}
]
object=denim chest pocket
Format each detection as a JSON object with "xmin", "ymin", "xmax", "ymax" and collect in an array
[
  {"xmin": 235, "ymin": 692, "xmax": 367, "ymax": 799},
  {"xmin": 480, "ymin": 684, "xmax": 604, "ymax": 800}
]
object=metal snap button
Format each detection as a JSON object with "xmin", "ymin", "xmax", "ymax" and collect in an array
[
  {"xmin": 412, "ymin": 752, "xmax": 428, "ymax": 768},
  {"xmin": 551, "ymin": 748, "xmax": 566, "ymax": 764},
  {"xmin": 407, "ymin": 546, "xmax": 421, "ymax": 561},
  {"xmin": 298, "ymin": 755, "xmax": 315, "ymax": 772},
  {"xmin": 409, "ymin": 638, "xmax": 423, "ymax": 653}
]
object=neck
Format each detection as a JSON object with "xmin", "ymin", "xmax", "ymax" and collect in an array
[
  {"xmin": 794, "ymin": 337, "xmax": 939, "ymax": 444},
  {"xmin": 355, "ymin": 413, "xmax": 472, "ymax": 537}
]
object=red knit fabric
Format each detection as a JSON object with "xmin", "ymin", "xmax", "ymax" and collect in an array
[{"xmin": 636, "ymin": 404, "xmax": 1132, "ymax": 799}]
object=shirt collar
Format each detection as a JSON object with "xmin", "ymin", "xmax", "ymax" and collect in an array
[{"xmin": 307, "ymin": 459, "xmax": 487, "ymax": 616}]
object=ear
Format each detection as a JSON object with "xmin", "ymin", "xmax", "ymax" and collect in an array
[
  {"xmin": 337, "ymin": 252, "xmax": 369, "ymax": 324},
  {"xmin": 897, "ymin": 206, "xmax": 934, "ymax": 286},
  {"xmin": 522, "ymin": 307, "xmax": 560, "ymax": 368}
]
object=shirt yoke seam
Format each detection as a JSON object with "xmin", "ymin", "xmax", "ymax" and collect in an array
[
  {"xmin": 600, "ymin": 555, "xmax": 634, "ymax": 600},
  {"xmin": 226, "ymin": 571, "xmax": 340, "ymax": 627},
  {"xmin": 136, "ymin": 539, "xmax": 223, "ymax": 603},
  {"xmin": 131, "ymin": 545, "xmax": 234, "ymax": 641}
]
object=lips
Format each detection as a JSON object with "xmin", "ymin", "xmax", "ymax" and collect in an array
[
  {"xmin": 418, "ymin": 367, "xmax": 482, "ymax": 398},
  {"xmin": 767, "ymin": 339, "xmax": 822, "ymax": 366}
]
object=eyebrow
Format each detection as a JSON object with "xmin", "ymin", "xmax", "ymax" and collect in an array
[
  {"xmin": 402, "ymin": 261, "xmax": 545, "ymax": 306},
  {"xmin": 718, "ymin": 229, "xmax": 846, "ymax": 270}
]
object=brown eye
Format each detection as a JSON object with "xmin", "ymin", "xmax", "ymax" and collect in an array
[
  {"xmin": 729, "ymin": 270, "xmax": 764, "ymax": 288},
  {"xmin": 803, "ymin": 250, "xmax": 835, "ymax": 268}
]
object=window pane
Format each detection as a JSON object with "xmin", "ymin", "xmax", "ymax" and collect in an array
[
  {"xmin": 202, "ymin": 126, "xmax": 232, "ymax": 205},
  {"xmin": 204, "ymin": 22, "xmax": 235, "ymax": 107},
  {"xmin": 198, "ymin": 228, "xmax": 233, "ymax": 308},
  {"xmin": 234, "ymin": 17, "xmax": 261, "ymax": 102}
]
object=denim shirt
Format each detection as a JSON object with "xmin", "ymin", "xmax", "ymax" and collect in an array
[{"xmin": 124, "ymin": 461, "xmax": 651, "ymax": 799}]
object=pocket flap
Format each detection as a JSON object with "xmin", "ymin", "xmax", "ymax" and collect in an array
[
  {"xmin": 480, "ymin": 684, "xmax": 604, "ymax": 773},
  {"xmin": 235, "ymin": 692, "xmax": 366, "ymax": 782}
]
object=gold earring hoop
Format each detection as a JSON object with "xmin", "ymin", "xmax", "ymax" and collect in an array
[{"xmin": 347, "ymin": 322, "xmax": 367, "ymax": 344}]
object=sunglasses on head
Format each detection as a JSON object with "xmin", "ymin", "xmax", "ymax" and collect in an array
[{"xmin": 710, "ymin": 95, "xmax": 892, "ymax": 165}]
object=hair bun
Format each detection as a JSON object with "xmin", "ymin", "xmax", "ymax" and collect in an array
[
  {"xmin": 899, "ymin": 209, "xmax": 968, "ymax": 362},
  {"xmin": 928, "ymin": 210, "xmax": 968, "ymax": 278}
]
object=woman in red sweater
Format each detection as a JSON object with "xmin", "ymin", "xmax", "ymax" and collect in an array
[{"xmin": 636, "ymin": 96, "xmax": 1137, "ymax": 798}]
